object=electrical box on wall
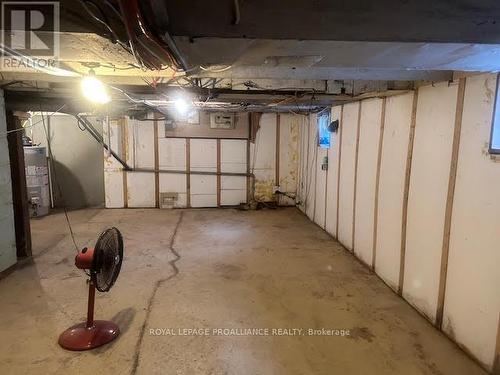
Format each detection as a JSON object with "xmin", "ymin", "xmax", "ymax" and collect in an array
[
  {"xmin": 210, "ymin": 113, "xmax": 235, "ymax": 129},
  {"xmin": 321, "ymin": 155, "xmax": 328, "ymax": 171}
]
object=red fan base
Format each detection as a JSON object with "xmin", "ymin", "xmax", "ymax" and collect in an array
[
  {"xmin": 59, "ymin": 280, "xmax": 120, "ymax": 351},
  {"xmin": 59, "ymin": 320, "xmax": 120, "ymax": 351}
]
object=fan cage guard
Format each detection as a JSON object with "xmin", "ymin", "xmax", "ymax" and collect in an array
[{"xmin": 93, "ymin": 227, "xmax": 124, "ymax": 292}]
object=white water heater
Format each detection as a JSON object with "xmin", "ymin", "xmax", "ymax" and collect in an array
[{"xmin": 24, "ymin": 146, "xmax": 50, "ymax": 217}]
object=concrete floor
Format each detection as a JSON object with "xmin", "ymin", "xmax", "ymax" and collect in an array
[{"xmin": 0, "ymin": 207, "xmax": 487, "ymax": 375}]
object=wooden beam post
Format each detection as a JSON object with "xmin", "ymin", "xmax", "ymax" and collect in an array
[
  {"xmin": 154, "ymin": 115, "xmax": 160, "ymax": 208},
  {"xmin": 217, "ymin": 138, "xmax": 221, "ymax": 207},
  {"xmin": 186, "ymin": 138, "xmax": 191, "ymax": 208},
  {"xmin": 121, "ymin": 117, "xmax": 128, "ymax": 208},
  {"xmin": 435, "ymin": 77, "xmax": 466, "ymax": 328},
  {"xmin": 275, "ymin": 113, "xmax": 280, "ymax": 205},
  {"xmin": 304, "ymin": 115, "xmax": 311, "ymax": 215},
  {"xmin": 398, "ymin": 89, "xmax": 419, "ymax": 295},
  {"xmin": 6, "ymin": 110, "xmax": 32, "ymax": 258},
  {"xmin": 352, "ymin": 101, "xmax": 362, "ymax": 250},
  {"xmin": 493, "ymin": 313, "xmax": 500, "ymax": 375},
  {"xmin": 372, "ymin": 98, "xmax": 387, "ymax": 270},
  {"xmin": 335, "ymin": 105, "xmax": 344, "ymax": 240},
  {"xmin": 246, "ymin": 113, "xmax": 251, "ymax": 204}
]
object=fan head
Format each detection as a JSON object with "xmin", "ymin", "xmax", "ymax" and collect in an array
[{"xmin": 74, "ymin": 227, "xmax": 123, "ymax": 292}]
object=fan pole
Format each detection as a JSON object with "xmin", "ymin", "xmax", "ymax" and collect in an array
[{"xmin": 86, "ymin": 279, "xmax": 95, "ymax": 328}]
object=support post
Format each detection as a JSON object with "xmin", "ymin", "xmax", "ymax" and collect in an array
[{"xmin": 6, "ymin": 110, "xmax": 32, "ymax": 258}]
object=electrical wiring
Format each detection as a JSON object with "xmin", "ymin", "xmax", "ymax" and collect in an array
[
  {"xmin": 109, "ymin": 85, "xmax": 157, "ymax": 107},
  {"xmin": 104, "ymin": 0, "xmax": 123, "ymax": 20},
  {"xmin": 79, "ymin": 0, "xmax": 146, "ymax": 69},
  {"xmin": 85, "ymin": 0, "xmax": 232, "ymax": 76},
  {"xmin": 131, "ymin": 116, "xmax": 167, "ymax": 121},
  {"xmin": 86, "ymin": 62, "xmax": 138, "ymax": 71},
  {"xmin": 141, "ymin": 77, "xmax": 153, "ymax": 87},
  {"xmin": 199, "ymin": 65, "xmax": 233, "ymax": 73},
  {"xmin": 84, "ymin": 1, "xmax": 228, "ymax": 76},
  {"xmin": 135, "ymin": 37, "xmax": 176, "ymax": 69},
  {"xmin": 232, "ymin": 80, "xmax": 322, "ymax": 93},
  {"xmin": 0, "ymin": 104, "xmax": 67, "ymax": 137},
  {"xmin": 79, "ymin": 0, "xmax": 129, "ymax": 52},
  {"xmin": 102, "ymin": 0, "xmax": 174, "ymax": 71},
  {"xmin": 80, "ymin": 0, "xmax": 112, "ymax": 33},
  {"xmin": 233, "ymin": 0, "xmax": 241, "ymax": 25}
]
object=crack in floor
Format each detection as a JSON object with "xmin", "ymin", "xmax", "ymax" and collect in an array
[{"xmin": 130, "ymin": 211, "xmax": 185, "ymax": 375}]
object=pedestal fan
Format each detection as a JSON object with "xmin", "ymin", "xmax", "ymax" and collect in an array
[{"xmin": 58, "ymin": 227, "xmax": 124, "ymax": 350}]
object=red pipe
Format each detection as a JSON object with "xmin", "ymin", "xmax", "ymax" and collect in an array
[{"xmin": 117, "ymin": 0, "xmax": 178, "ymax": 70}]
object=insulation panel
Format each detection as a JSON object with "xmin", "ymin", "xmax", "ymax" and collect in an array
[
  {"xmin": 337, "ymin": 102, "xmax": 359, "ymax": 250},
  {"xmin": 375, "ymin": 93, "xmax": 414, "ymax": 290},
  {"xmin": 443, "ymin": 74, "xmax": 500, "ymax": 371},
  {"xmin": 403, "ymin": 82, "xmax": 458, "ymax": 321},
  {"xmin": 354, "ymin": 99, "xmax": 383, "ymax": 266},
  {"xmin": 324, "ymin": 106, "xmax": 342, "ymax": 237}
]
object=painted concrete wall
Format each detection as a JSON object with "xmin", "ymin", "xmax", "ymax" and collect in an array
[
  {"xmin": 104, "ymin": 112, "xmax": 299, "ymax": 208},
  {"xmin": 30, "ymin": 114, "xmax": 104, "ymax": 208},
  {"xmin": 298, "ymin": 74, "xmax": 500, "ymax": 372},
  {"xmin": 0, "ymin": 90, "xmax": 17, "ymax": 273}
]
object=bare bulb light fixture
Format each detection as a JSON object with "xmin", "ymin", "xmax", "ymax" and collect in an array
[
  {"xmin": 174, "ymin": 97, "xmax": 189, "ymax": 115},
  {"xmin": 81, "ymin": 70, "xmax": 111, "ymax": 104}
]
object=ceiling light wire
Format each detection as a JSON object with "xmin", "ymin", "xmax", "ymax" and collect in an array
[{"xmin": 199, "ymin": 65, "xmax": 233, "ymax": 73}]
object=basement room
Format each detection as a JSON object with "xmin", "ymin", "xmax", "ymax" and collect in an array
[{"xmin": 0, "ymin": 1, "xmax": 499, "ymax": 374}]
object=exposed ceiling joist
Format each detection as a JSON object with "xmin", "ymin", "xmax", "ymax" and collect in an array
[{"xmin": 160, "ymin": 0, "xmax": 500, "ymax": 44}]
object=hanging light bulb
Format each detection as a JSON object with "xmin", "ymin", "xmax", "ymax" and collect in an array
[
  {"xmin": 81, "ymin": 70, "xmax": 111, "ymax": 104},
  {"xmin": 174, "ymin": 97, "xmax": 189, "ymax": 115}
]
